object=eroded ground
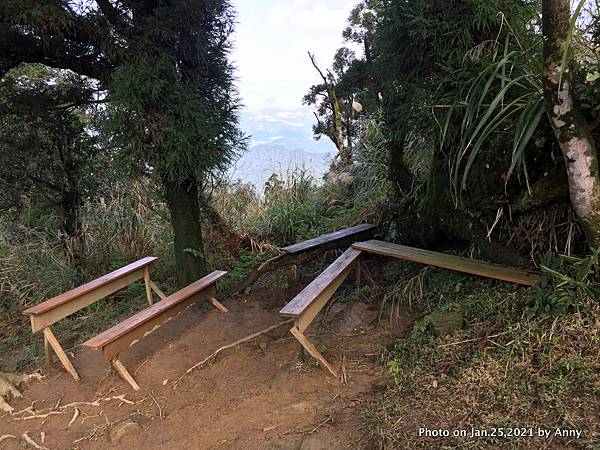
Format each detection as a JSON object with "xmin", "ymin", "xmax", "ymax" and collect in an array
[{"xmin": 0, "ymin": 283, "xmax": 404, "ymax": 450}]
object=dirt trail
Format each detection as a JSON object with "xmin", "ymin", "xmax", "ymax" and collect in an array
[{"xmin": 0, "ymin": 282, "xmax": 407, "ymax": 450}]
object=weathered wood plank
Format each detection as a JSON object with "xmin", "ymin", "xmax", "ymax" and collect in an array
[
  {"xmin": 29, "ymin": 268, "xmax": 147, "ymax": 333},
  {"xmin": 43, "ymin": 327, "xmax": 80, "ymax": 381},
  {"xmin": 23, "ymin": 257, "xmax": 158, "ymax": 316},
  {"xmin": 143, "ymin": 267, "xmax": 154, "ymax": 306},
  {"xmin": 112, "ymin": 357, "xmax": 140, "ymax": 391},
  {"xmin": 281, "ymin": 224, "xmax": 376, "ymax": 254},
  {"xmin": 280, "ymin": 248, "xmax": 362, "ymax": 319},
  {"xmin": 290, "ymin": 326, "xmax": 338, "ymax": 377},
  {"xmin": 83, "ymin": 271, "xmax": 227, "ymax": 353},
  {"xmin": 352, "ymin": 240, "xmax": 540, "ymax": 286},
  {"xmin": 101, "ymin": 287, "xmax": 216, "ymax": 361},
  {"xmin": 209, "ymin": 297, "xmax": 229, "ymax": 313}
]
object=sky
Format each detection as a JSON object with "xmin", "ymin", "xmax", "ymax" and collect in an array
[{"xmin": 231, "ymin": 0, "xmax": 355, "ymax": 111}]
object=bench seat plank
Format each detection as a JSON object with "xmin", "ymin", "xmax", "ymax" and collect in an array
[
  {"xmin": 280, "ymin": 248, "xmax": 362, "ymax": 319},
  {"xmin": 281, "ymin": 224, "xmax": 376, "ymax": 254},
  {"xmin": 83, "ymin": 270, "xmax": 227, "ymax": 354},
  {"xmin": 352, "ymin": 240, "xmax": 540, "ymax": 286},
  {"xmin": 23, "ymin": 257, "xmax": 159, "ymax": 316}
]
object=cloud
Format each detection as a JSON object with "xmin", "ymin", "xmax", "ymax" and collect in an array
[
  {"xmin": 232, "ymin": 0, "xmax": 354, "ymax": 109},
  {"xmin": 268, "ymin": 0, "xmax": 352, "ymax": 30}
]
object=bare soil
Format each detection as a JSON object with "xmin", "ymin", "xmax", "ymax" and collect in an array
[{"xmin": 0, "ymin": 282, "xmax": 409, "ymax": 450}]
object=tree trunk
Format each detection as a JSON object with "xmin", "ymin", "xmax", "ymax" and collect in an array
[
  {"xmin": 542, "ymin": 0, "xmax": 600, "ymax": 250},
  {"xmin": 388, "ymin": 131, "xmax": 413, "ymax": 194},
  {"xmin": 331, "ymin": 87, "xmax": 347, "ymax": 162},
  {"xmin": 60, "ymin": 189, "xmax": 84, "ymax": 264},
  {"xmin": 164, "ymin": 176, "xmax": 207, "ymax": 287},
  {"xmin": 389, "ymin": 146, "xmax": 529, "ymax": 267}
]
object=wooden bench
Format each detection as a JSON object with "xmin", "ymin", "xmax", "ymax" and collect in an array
[
  {"xmin": 352, "ymin": 240, "xmax": 540, "ymax": 286},
  {"xmin": 83, "ymin": 270, "xmax": 228, "ymax": 390},
  {"xmin": 281, "ymin": 224, "xmax": 376, "ymax": 254},
  {"xmin": 279, "ymin": 240, "xmax": 540, "ymax": 378},
  {"xmin": 23, "ymin": 257, "xmax": 165, "ymax": 381},
  {"xmin": 280, "ymin": 247, "xmax": 363, "ymax": 377},
  {"xmin": 228, "ymin": 223, "xmax": 376, "ymax": 296}
]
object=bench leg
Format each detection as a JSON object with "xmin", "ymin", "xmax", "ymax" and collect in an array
[
  {"xmin": 149, "ymin": 280, "xmax": 167, "ymax": 300},
  {"xmin": 143, "ymin": 267, "xmax": 154, "ymax": 306},
  {"xmin": 43, "ymin": 328, "xmax": 80, "ymax": 381},
  {"xmin": 209, "ymin": 297, "xmax": 229, "ymax": 313},
  {"xmin": 290, "ymin": 326, "xmax": 338, "ymax": 378},
  {"xmin": 112, "ymin": 357, "xmax": 140, "ymax": 391},
  {"xmin": 355, "ymin": 261, "xmax": 361, "ymax": 287},
  {"xmin": 44, "ymin": 333, "xmax": 52, "ymax": 367}
]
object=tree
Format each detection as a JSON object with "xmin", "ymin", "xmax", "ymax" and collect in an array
[
  {"xmin": 303, "ymin": 49, "xmax": 360, "ymax": 165},
  {"xmin": 342, "ymin": 0, "xmax": 381, "ymax": 65},
  {"xmin": 345, "ymin": 0, "xmax": 544, "ymax": 264},
  {"xmin": 303, "ymin": 2, "xmax": 382, "ymax": 169},
  {"xmin": 542, "ymin": 0, "xmax": 600, "ymax": 250},
  {"xmin": 0, "ymin": 65, "xmax": 101, "ymax": 259},
  {"xmin": 0, "ymin": 1, "xmax": 245, "ymax": 286}
]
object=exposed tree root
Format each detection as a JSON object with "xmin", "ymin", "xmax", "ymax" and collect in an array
[
  {"xmin": 21, "ymin": 432, "xmax": 49, "ymax": 450},
  {"xmin": 10, "ymin": 395, "xmax": 134, "ymax": 422},
  {"xmin": 0, "ymin": 372, "xmax": 42, "ymax": 414},
  {"xmin": 173, "ymin": 319, "xmax": 293, "ymax": 389}
]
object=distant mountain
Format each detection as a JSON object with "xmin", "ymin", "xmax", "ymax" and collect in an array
[{"xmin": 230, "ymin": 108, "xmax": 336, "ymax": 190}]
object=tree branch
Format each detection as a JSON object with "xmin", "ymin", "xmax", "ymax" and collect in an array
[{"xmin": 95, "ymin": 0, "xmax": 131, "ymax": 34}]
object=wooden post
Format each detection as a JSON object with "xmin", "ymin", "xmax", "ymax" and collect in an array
[
  {"xmin": 44, "ymin": 334, "xmax": 52, "ymax": 367},
  {"xmin": 355, "ymin": 259, "xmax": 361, "ymax": 287},
  {"xmin": 112, "ymin": 357, "xmax": 140, "ymax": 391},
  {"xmin": 209, "ymin": 297, "xmax": 229, "ymax": 313},
  {"xmin": 43, "ymin": 327, "xmax": 80, "ymax": 381},
  {"xmin": 149, "ymin": 280, "xmax": 167, "ymax": 300},
  {"xmin": 143, "ymin": 267, "xmax": 154, "ymax": 306},
  {"xmin": 290, "ymin": 325, "xmax": 338, "ymax": 377}
]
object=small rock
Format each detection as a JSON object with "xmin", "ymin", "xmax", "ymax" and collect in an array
[{"xmin": 110, "ymin": 419, "xmax": 140, "ymax": 444}]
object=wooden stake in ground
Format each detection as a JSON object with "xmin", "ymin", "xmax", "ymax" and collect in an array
[{"xmin": 173, "ymin": 319, "xmax": 293, "ymax": 389}]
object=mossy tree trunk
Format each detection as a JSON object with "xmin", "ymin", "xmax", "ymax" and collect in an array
[
  {"xmin": 164, "ymin": 176, "xmax": 207, "ymax": 287},
  {"xmin": 542, "ymin": 0, "xmax": 600, "ymax": 250},
  {"xmin": 60, "ymin": 188, "xmax": 84, "ymax": 261}
]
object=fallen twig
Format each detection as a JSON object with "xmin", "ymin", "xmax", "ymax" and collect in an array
[
  {"xmin": 13, "ymin": 411, "xmax": 63, "ymax": 421},
  {"xmin": 340, "ymin": 353, "xmax": 348, "ymax": 385},
  {"xmin": 68, "ymin": 408, "xmax": 80, "ymax": 428},
  {"xmin": 310, "ymin": 415, "xmax": 333, "ymax": 434},
  {"xmin": 437, "ymin": 331, "xmax": 509, "ymax": 348},
  {"xmin": 173, "ymin": 319, "xmax": 293, "ymax": 389},
  {"xmin": 149, "ymin": 391, "xmax": 163, "ymax": 419},
  {"xmin": 0, "ymin": 434, "xmax": 16, "ymax": 443},
  {"xmin": 21, "ymin": 432, "xmax": 49, "ymax": 450}
]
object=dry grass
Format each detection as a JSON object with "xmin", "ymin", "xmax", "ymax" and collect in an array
[{"xmin": 361, "ymin": 263, "xmax": 600, "ymax": 449}]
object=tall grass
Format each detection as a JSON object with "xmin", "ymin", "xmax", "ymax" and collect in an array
[
  {"xmin": 0, "ymin": 182, "xmax": 173, "ymax": 315},
  {"xmin": 439, "ymin": 39, "xmax": 543, "ymax": 201}
]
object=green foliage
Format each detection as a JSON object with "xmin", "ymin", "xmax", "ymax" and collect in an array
[
  {"xmin": 529, "ymin": 251, "xmax": 600, "ymax": 316},
  {"xmin": 0, "ymin": 65, "xmax": 103, "ymax": 231},
  {"xmin": 369, "ymin": 259, "xmax": 600, "ymax": 448},
  {"xmin": 442, "ymin": 44, "xmax": 544, "ymax": 198},
  {"xmin": 107, "ymin": 49, "xmax": 245, "ymax": 183},
  {"xmin": 259, "ymin": 170, "xmax": 320, "ymax": 245},
  {"xmin": 0, "ymin": 182, "xmax": 173, "ymax": 371}
]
